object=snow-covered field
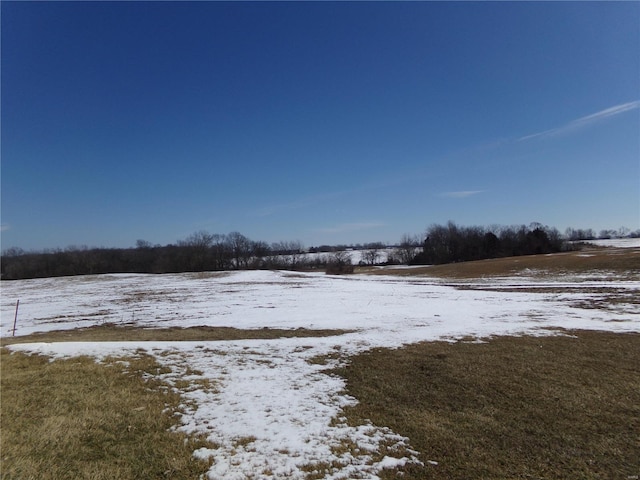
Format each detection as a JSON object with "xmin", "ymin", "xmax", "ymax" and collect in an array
[
  {"xmin": 583, "ymin": 238, "xmax": 640, "ymax": 248},
  {"xmin": 2, "ymin": 269, "xmax": 639, "ymax": 479},
  {"xmin": 300, "ymin": 248, "xmax": 394, "ymax": 266}
]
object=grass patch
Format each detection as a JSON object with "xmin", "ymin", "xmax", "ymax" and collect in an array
[
  {"xmin": 361, "ymin": 247, "xmax": 640, "ymax": 279},
  {"xmin": 1, "ymin": 325, "xmax": 350, "ymax": 346},
  {"xmin": 332, "ymin": 330, "xmax": 640, "ymax": 479},
  {"xmin": 0, "ymin": 349, "xmax": 214, "ymax": 480}
]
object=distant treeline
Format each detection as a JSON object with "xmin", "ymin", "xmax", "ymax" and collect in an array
[
  {"xmin": 0, "ymin": 232, "xmax": 390, "ymax": 280},
  {"xmin": 1, "ymin": 223, "xmax": 636, "ymax": 280},
  {"xmin": 413, "ymin": 222, "xmax": 564, "ymax": 265},
  {"xmin": 410, "ymin": 223, "xmax": 639, "ymax": 266}
]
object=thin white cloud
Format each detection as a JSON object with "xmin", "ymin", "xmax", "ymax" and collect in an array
[
  {"xmin": 314, "ymin": 222, "xmax": 386, "ymax": 234},
  {"xmin": 439, "ymin": 190, "xmax": 485, "ymax": 199},
  {"xmin": 1, "ymin": 224, "xmax": 11, "ymax": 232},
  {"xmin": 518, "ymin": 100, "xmax": 640, "ymax": 142}
]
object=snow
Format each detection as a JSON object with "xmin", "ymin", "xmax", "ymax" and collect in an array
[
  {"xmin": 305, "ymin": 249, "xmax": 393, "ymax": 265},
  {"xmin": 583, "ymin": 238, "xmax": 640, "ymax": 248},
  {"xmin": 2, "ymin": 269, "xmax": 639, "ymax": 479}
]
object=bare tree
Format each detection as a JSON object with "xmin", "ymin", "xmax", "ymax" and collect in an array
[
  {"xmin": 272, "ymin": 240, "xmax": 306, "ymax": 269},
  {"xmin": 2, "ymin": 247, "xmax": 25, "ymax": 257},
  {"xmin": 211, "ymin": 233, "xmax": 231, "ymax": 270},
  {"xmin": 180, "ymin": 231, "xmax": 215, "ymax": 249},
  {"xmin": 227, "ymin": 231, "xmax": 252, "ymax": 269},
  {"xmin": 250, "ymin": 240, "xmax": 271, "ymax": 268},
  {"xmin": 136, "ymin": 239, "xmax": 153, "ymax": 249},
  {"xmin": 395, "ymin": 234, "xmax": 420, "ymax": 264},
  {"xmin": 325, "ymin": 250, "xmax": 354, "ymax": 274},
  {"xmin": 177, "ymin": 231, "xmax": 216, "ymax": 271},
  {"xmin": 361, "ymin": 242, "xmax": 385, "ymax": 265},
  {"xmin": 618, "ymin": 226, "xmax": 630, "ymax": 238}
]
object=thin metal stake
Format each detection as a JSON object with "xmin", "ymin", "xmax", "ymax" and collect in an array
[{"xmin": 12, "ymin": 299, "xmax": 20, "ymax": 337}]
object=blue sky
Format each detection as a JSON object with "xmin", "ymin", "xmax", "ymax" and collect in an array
[{"xmin": 2, "ymin": 1, "xmax": 639, "ymax": 251}]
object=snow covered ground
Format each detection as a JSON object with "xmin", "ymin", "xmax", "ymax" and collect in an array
[
  {"xmin": 303, "ymin": 248, "xmax": 394, "ymax": 266},
  {"xmin": 2, "ymin": 269, "xmax": 639, "ymax": 479},
  {"xmin": 583, "ymin": 238, "xmax": 640, "ymax": 248}
]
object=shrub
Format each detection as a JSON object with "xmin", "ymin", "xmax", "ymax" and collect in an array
[{"xmin": 325, "ymin": 251, "xmax": 354, "ymax": 275}]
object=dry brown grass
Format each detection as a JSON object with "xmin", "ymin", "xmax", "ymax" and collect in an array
[
  {"xmin": 333, "ymin": 330, "xmax": 640, "ymax": 479},
  {"xmin": 2, "ymin": 251, "xmax": 638, "ymax": 479},
  {"xmin": 0, "ymin": 324, "xmax": 349, "ymax": 347},
  {"xmin": 0, "ymin": 349, "xmax": 214, "ymax": 480},
  {"xmin": 0, "ymin": 325, "xmax": 350, "ymax": 479},
  {"xmin": 360, "ymin": 247, "xmax": 640, "ymax": 279}
]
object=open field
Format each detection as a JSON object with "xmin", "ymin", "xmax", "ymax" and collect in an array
[
  {"xmin": 361, "ymin": 245, "xmax": 640, "ymax": 279},
  {"xmin": 1, "ymin": 247, "xmax": 639, "ymax": 479},
  {"xmin": 334, "ymin": 330, "xmax": 640, "ymax": 479}
]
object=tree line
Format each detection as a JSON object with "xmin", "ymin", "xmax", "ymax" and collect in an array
[
  {"xmin": 1, "ymin": 232, "xmax": 309, "ymax": 280},
  {"xmin": 1, "ymin": 231, "xmax": 397, "ymax": 280},
  {"xmin": 412, "ymin": 222, "xmax": 564, "ymax": 265},
  {"xmin": 1, "ymin": 222, "xmax": 636, "ymax": 280},
  {"xmin": 564, "ymin": 227, "xmax": 638, "ymax": 241}
]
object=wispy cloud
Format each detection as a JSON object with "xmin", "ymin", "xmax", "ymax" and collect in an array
[
  {"xmin": 518, "ymin": 101, "xmax": 640, "ymax": 142},
  {"xmin": 314, "ymin": 222, "xmax": 386, "ymax": 234},
  {"xmin": 439, "ymin": 190, "xmax": 485, "ymax": 199},
  {"xmin": 1, "ymin": 224, "xmax": 11, "ymax": 232}
]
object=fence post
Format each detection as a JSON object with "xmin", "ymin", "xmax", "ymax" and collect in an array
[{"xmin": 12, "ymin": 299, "xmax": 20, "ymax": 337}]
